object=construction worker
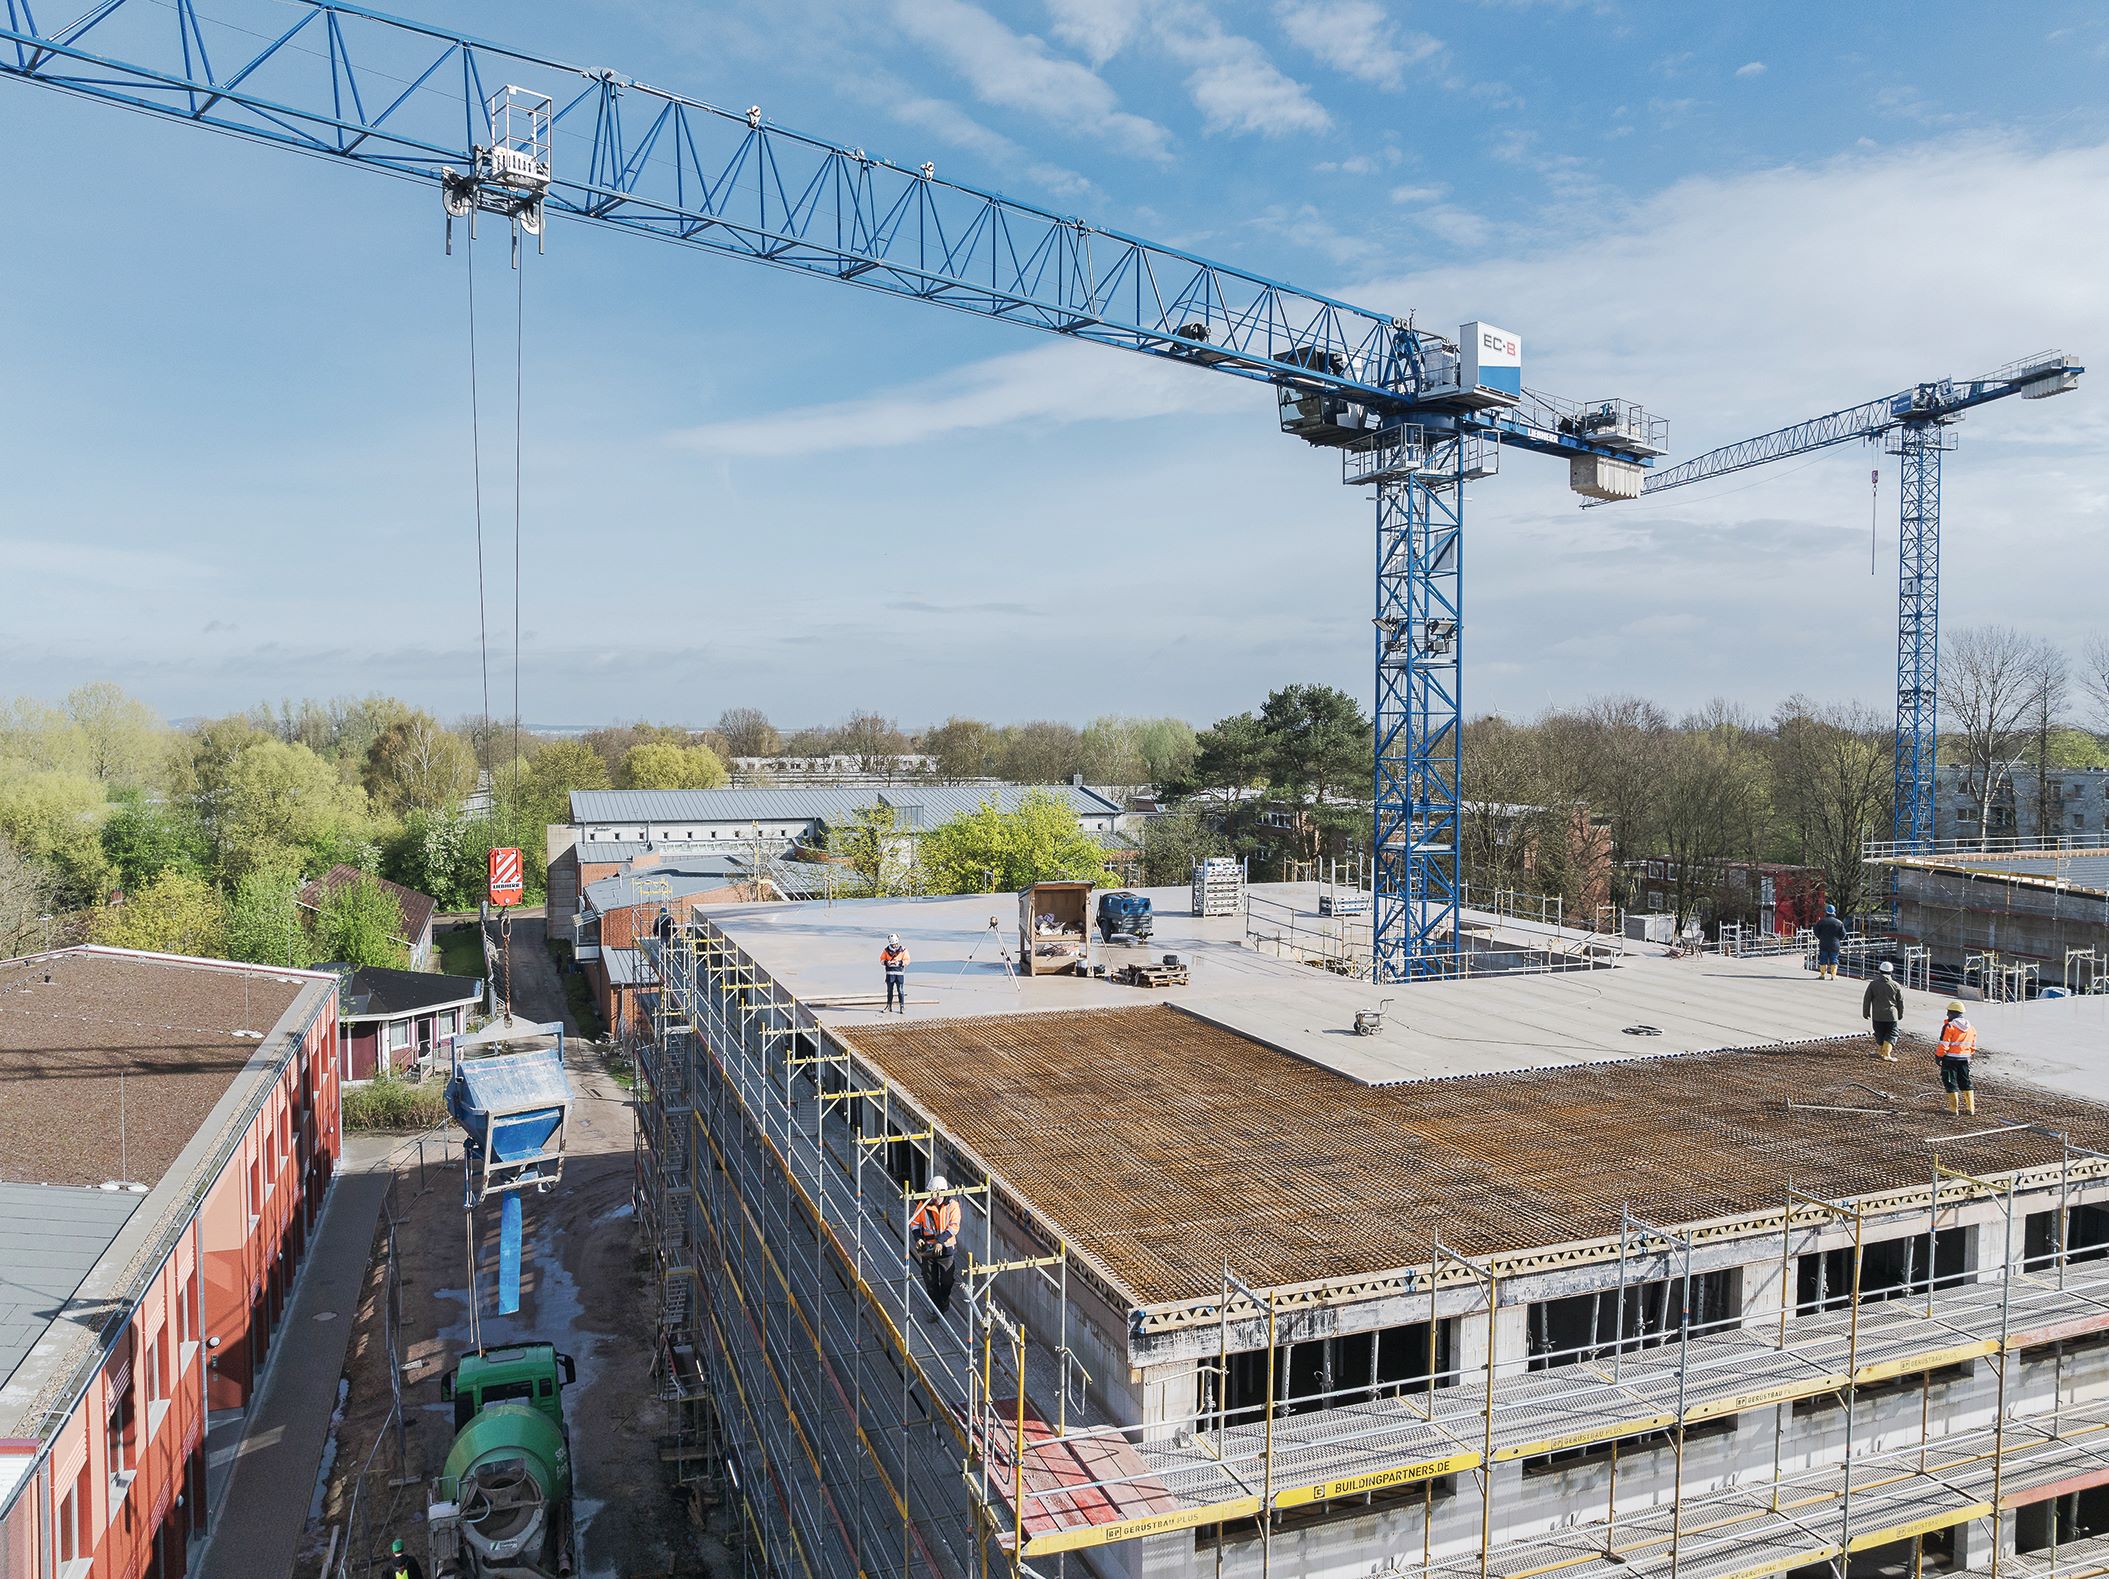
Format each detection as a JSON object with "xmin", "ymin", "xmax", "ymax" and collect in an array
[
  {"xmin": 1813, "ymin": 904, "xmax": 1847, "ymax": 980},
  {"xmin": 909, "ymin": 1175, "xmax": 960, "ymax": 1318},
  {"xmin": 881, "ymin": 933, "xmax": 909, "ymax": 1013},
  {"xmin": 389, "ymin": 1538, "xmax": 425, "ymax": 1579},
  {"xmin": 1937, "ymin": 1000, "xmax": 1978, "ymax": 1115},
  {"xmin": 654, "ymin": 905, "xmax": 673, "ymax": 945},
  {"xmin": 1862, "ymin": 960, "xmax": 1905, "ymax": 1061}
]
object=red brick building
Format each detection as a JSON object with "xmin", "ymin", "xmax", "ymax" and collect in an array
[{"xmin": 0, "ymin": 947, "xmax": 340, "ymax": 1578}]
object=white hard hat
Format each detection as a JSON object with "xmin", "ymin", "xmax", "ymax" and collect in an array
[
  {"xmin": 930, "ymin": 1174, "xmax": 950, "ymax": 1192},
  {"xmin": 888, "ymin": 933, "xmax": 901, "ymax": 945},
  {"xmin": 1878, "ymin": 961, "xmax": 1893, "ymax": 973}
]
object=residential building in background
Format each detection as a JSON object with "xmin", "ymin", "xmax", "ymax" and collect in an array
[
  {"xmin": 332, "ymin": 964, "xmax": 483, "ymax": 1080},
  {"xmin": 1940, "ymin": 764, "xmax": 2109, "ymax": 843},
  {"xmin": 297, "ymin": 864, "xmax": 439, "ymax": 968},
  {"xmin": 545, "ymin": 783, "xmax": 1128, "ymax": 932},
  {"xmin": 0, "ymin": 948, "xmax": 339, "ymax": 1579}
]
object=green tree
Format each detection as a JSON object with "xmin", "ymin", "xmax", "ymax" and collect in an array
[
  {"xmin": 922, "ymin": 717, "xmax": 997, "ymax": 780},
  {"xmin": 363, "ymin": 712, "xmax": 476, "ymax": 814},
  {"xmin": 920, "ymin": 791, "xmax": 1113, "ymax": 893},
  {"xmin": 101, "ymin": 792, "xmax": 207, "ymax": 890},
  {"xmin": 225, "ymin": 860, "xmax": 316, "ymax": 967},
  {"xmin": 1256, "ymin": 684, "xmax": 1370, "ymax": 862},
  {"xmin": 0, "ymin": 764, "xmax": 113, "ymax": 906},
  {"xmin": 1138, "ymin": 808, "xmax": 1229, "ymax": 887},
  {"xmin": 617, "ymin": 741, "xmax": 729, "ymax": 790},
  {"xmin": 524, "ymin": 739, "xmax": 610, "ymax": 825},
  {"xmin": 206, "ymin": 739, "xmax": 371, "ymax": 880},
  {"xmin": 314, "ymin": 872, "xmax": 409, "ymax": 968},
  {"xmin": 828, "ymin": 803, "xmax": 917, "ymax": 897},
  {"xmin": 65, "ymin": 682, "xmax": 165, "ymax": 787},
  {"xmin": 90, "ymin": 869, "xmax": 227, "ymax": 956},
  {"xmin": 1079, "ymin": 717, "xmax": 1149, "ymax": 788},
  {"xmin": 1169, "ymin": 712, "xmax": 1268, "ymax": 824},
  {"xmin": 386, "ymin": 808, "xmax": 479, "ymax": 911}
]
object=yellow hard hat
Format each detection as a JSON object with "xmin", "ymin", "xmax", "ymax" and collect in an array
[{"xmin": 1946, "ymin": 999, "xmax": 1966, "ymax": 1014}]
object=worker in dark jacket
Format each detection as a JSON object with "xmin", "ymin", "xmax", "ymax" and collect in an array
[
  {"xmin": 1862, "ymin": 961, "xmax": 1905, "ymax": 1060},
  {"xmin": 1813, "ymin": 905, "xmax": 1848, "ymax": 980},
  {"xmin": 390, "ymin": 1538, "xmax": 426, "ymax": 1579}
]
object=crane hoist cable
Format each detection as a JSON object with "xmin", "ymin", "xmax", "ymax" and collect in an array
[
  {"xmin": 464, "ymin": 220, "xmax": 494, "ymax": 819},
  {"xmin": 511, "ymin": 249, "xmax": 524, "ymax": 819}
]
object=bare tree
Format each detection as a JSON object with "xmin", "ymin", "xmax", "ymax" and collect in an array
[
  {"xmin": 716, "ymin": 707, "xmax": 782, "ymax": 758},
  {"xmin": 1770, "ymin": 698, "xmax": 1893, "ymax": 917},
  {"xmin": 1656, "ymin": 724, "xmax": 1769, "ymax": 928},
  {"xmin": 1939, "ymin": 624, "xmax": 2042, "ymax": 843},
  {"xmin": 2084, "ymin": 635, "xmax": 2109, "ymax": 730},
  {"xmin": 0, "ymin": 835, "xmax": 56, "ymax": 958},
  {"xmin": 2028, "ymin": 642, "xmax": 2070, "ymax": 839}
]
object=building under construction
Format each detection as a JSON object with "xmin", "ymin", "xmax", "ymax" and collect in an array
[{"xmin": 632, "ymin": 885, "xmax": 2109, "ymax": 1579}]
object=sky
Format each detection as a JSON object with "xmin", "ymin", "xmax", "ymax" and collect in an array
[{"xmin": 2, "ymin": 0, "xmax": 2106, "ymax": 732}]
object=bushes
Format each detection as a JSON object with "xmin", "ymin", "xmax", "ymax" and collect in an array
[{"xmin": 341, "ymin": 1073, "xmax": 448, "ymax": 1131}]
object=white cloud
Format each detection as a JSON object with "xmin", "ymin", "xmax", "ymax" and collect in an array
[
  {"xmin": 675, "ymin": 341, "xmax": 1251, "ymax": 458},
  {"xmin": 890, "ymin": 0, "xmax": 1172, "ymax": 158},
  {"xmin": 891, "ymin": 95, "xmax": 1097, "ymax": 197},
  {"xmin": 1347, "ymin": 134, "xmax": 2109, "ymax": 713},
  {"xmin": 1044, "ymin": 0, "xmax": 1142, "ymax": 66},
  {"xmin": 1318, "ymin": 154, "xmax": 1380, "ymax": 175},
  {"xmin": 1389, "ymin": 182, "xmax": 1446, "ymax": 203},
  {"xmin": 1734, "ymin": 60, "xmax": 1766, "ymax": 78},
  {"xmin": 1275, "ymin": 0, "xmax": 1442, "ymax": 91},
  {"xmin": 1151, "ymin": 2, "xmax": 1333, "ymax": 136}
]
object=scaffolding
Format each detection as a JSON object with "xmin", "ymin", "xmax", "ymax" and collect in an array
[{"xmin": 640, "ymin": 918, "xmax": 2109, "ymax": 1579}]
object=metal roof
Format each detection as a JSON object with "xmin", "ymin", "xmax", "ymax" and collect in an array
[
  {"xmin": 603, "ymin": 948, "xmax": 648, "ymax": 986},
  {"xmin": 585, "ymin": 862, "xmax": 748, "ymax": 912},
  {"xmin": 0, "ymin": 1184, "xmax": 140, "ymax": 1398},
  {"xmin": 569, "ymin": 787, "xmax": 877, "ymax": 824},
  {"xmin": 569, "ymin": 783, "xmax": 1124, "ymax": 827},
  {"xmin": 574, "ymin": 841, "xmax": 655, "ymax": 863}
]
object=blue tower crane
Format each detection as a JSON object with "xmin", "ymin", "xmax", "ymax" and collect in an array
[
  {"xmin": 1, "ymin": 0, "xmax": 1668, "ymax": 980},
  {"xmin": 1599, "ymin": 352, "xmax": 2081, "ymax": 860}
]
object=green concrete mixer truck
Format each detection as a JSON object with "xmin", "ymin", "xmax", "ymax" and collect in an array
[{"xmin": 428, "ymin": 1343, "xmax": 578, "ymax": 1578}]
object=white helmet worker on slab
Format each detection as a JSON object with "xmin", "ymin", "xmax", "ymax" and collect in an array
[{"xmin": 881, "ymin": 933, "xmax": 910, "ymax": 1014}]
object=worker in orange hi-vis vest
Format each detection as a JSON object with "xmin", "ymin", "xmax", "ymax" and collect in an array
[
  {"xmin": 1936, "ymin": 1000, "xmax": 1978, "ymax": 1116},
  {"xmin": 909, "ymin": 1176, "xmax": 961, "ymax": 1319},
  {"xmin": 881, "ymin": 933, "xmax": 909, "ymax": 1013}
]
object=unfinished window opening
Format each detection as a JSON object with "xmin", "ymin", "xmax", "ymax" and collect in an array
[
  {"xmin": 1195, "ymin": 1476, "xmax": 1455, "ymax": 1549},
  {"xmin": 2025, "ymin": 1203, "xmax": 2109, "ymax": 1271},
  {"xmin": 1219, "ymin": 1319, "xmax": 1454, "ymax": 1426},
  {"xmin": 1526, "ymin": 1270, "xmax": 1738, "ymax": 1371},
  {"xmin": 1792, "ymin": 1360, "xmax": 1973, "ymax": 1414},
  {"xmin": 1790, "ymin": 1528, "xmax": 1960, "ymax": 1577},
  {"xmin": 1797, "ymin": 1227, "xmax": 1967, "ymax": 1314},
  {"xmin": 2016, "ymin": 1483, "xmax": 2109, "ymax": 1552},
  {"xmin": 1522, "ymin": 1415, "xmax": 1734, "ymax": 1476}
]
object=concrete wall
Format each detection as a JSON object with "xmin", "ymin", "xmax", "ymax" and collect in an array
[{"xmin": 1897, "ymin": 864, "xmax": 2109, "ymax": 975}]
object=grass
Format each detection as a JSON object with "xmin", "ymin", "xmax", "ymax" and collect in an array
[
  {"xmin": 342, "ymin": 1073, "xmax": 449, "ymax": 1131},
  {"xmin": 601, "ymin": 1048, "xmax": 636, "ymax": 1090},
  {"xmin": 436, "ymin": 924, "xmax": 485, "ymax": 979}
]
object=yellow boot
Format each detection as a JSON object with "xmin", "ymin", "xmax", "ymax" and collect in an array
[
  {"xmin": 1946, "ymin": 1090, "xmax": 1960, "ymax": 1116},
  {"xmin": 1965, "ymin": 1090, "xmax": 1977, "ymax": 1116}
]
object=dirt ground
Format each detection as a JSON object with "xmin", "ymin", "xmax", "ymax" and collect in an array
[{"xmin": 301, "ymin": 917, "xmax": 728, "ymax": 1578}]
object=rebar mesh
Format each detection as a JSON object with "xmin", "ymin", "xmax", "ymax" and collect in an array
[{"xmin": 843, "ymin": 1006, "xmax": 2109, "ymax": 1307}]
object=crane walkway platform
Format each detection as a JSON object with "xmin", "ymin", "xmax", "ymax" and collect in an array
[{"xmin": 992, "ymin": 1265, "xmax": 2109, "ymax": 1555}]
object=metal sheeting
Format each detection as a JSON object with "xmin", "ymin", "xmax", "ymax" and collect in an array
[
  {"xmin": 842, "ymin": 1005, "xmax": 2109, "ymax": 1308},
  {"xmin": 1905, "ymin": 850, "xmax": 2109, "ymax": 895},
  {"xmin": 569, "ymin": 782, "xmax": 1122, "ymax": 828},
  {"xmin": 0, "ymin": 1185, "xmax": 140, "ymax": 1394}
]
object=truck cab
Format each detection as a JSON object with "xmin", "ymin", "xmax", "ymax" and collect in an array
[{"xmin": 443, "ymin": 1342, "xmax": 575, "ymax": 1432}]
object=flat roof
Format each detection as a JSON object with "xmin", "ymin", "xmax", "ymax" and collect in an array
[
  {"xmin": 703, "ymin": 887, "xmax": 1874, "ymax": 1083},
  {"xmin": 0, "ymin": 1185, "xmax": 140, "ymax": 1411},
  {"xmin": 1892, "ymin": 848, "xmax": 2109, "ymax": 896},
  {"xmin": 0, "ymin": 948, "xmax": 333, "ymax": 1448},
  {"xmin": 0, "ymin": 949, "xmax": 308, "ymax": 1186},
  {"xmin": 841, "ymin": 1008, "xmax": 2109, "ymax": 1308}
]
